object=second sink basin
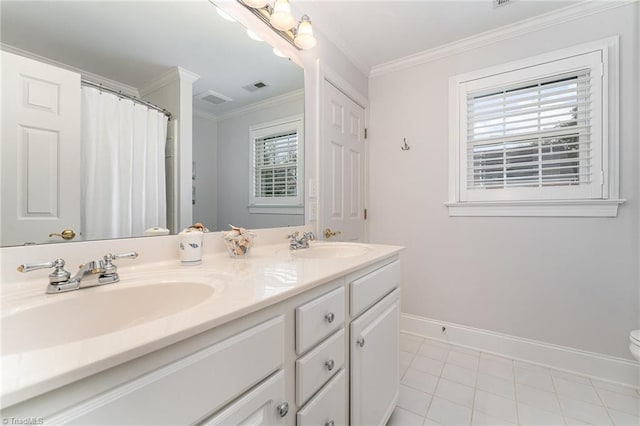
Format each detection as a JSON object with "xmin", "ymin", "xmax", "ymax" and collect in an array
[
  {"xmin": 292, "ymin": 242, "xmax": 371, "ymax": 259},
  {"xmin": 2, "ymin": 281, "xmax": 216, "ymax": 355}
]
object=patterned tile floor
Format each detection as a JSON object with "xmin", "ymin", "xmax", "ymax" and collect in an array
[{"xmin": 387, "ymin": 333, "xmax": 640, "ymax": 425}]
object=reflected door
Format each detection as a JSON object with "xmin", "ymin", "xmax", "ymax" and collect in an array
[
  {"xmin": 321, "ymin": 80, "xmax": 365, "ymax": 242},
  {"xmin": 1, "ymin": 51, "xmax": 81, "ymax": 245}
]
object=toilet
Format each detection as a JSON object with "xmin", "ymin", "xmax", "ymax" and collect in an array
[{"xmin": 630, "ymin": 330, "xmax": 640, "ymax": 361}]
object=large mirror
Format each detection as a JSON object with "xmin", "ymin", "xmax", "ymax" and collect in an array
[{"xmin": 0, "ymin": 1, "xmax": 305, "ymax": 247}]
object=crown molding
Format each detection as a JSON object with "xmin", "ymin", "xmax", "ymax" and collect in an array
[
  {"xmin": 139, "ymin": 66, "xmax": 200, "ymax": 96},
  {"xmin": 216, "ymin": 89, "xmax": 305, "ymax": 122},
  {"xmin": 0, "ymin": 43, "xmax": 140, "ymax": 97},
  {"xmin": 370, "ymin": 0, "xmax": 636, "ymax": 78},
  {"xmin": 193, "ymin": 109, "xmax": 218, "ymax": 122}
]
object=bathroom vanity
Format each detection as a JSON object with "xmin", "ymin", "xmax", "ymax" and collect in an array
[{"xmin": 0, "ymin": 233, "xmax": 402, "ymax": 425}]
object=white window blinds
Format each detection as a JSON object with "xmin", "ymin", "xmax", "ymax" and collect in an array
[
  {"xmin": 253, "ymin": 130, "xmax": 299, "ymax": 198},
  {"xmin": 466, "ymin": 70, "xmax": 592, "ymax": 191}
]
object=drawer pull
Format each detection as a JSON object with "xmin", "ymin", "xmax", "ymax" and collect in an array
[
  {"xmin": 276, "ymin": 401, "xmax": 289, "ymax": 418},
  {"xmin": 356, "ymin": 337, "xmax": 365, "ymax": 348},
  {"xmin": 325, "ymin": 421, "xmax": 335, "ymax": 426},
  {"xmin": 325, "ymin": 312, "xmax": 335, "ymax": 323},
  {"xmin": 325, "ymin": 359, "xmax": 335, "ymax": 371}
]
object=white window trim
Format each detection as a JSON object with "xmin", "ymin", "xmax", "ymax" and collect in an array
[
  {"xmin": 249, "ymin": 114, "xmax": 304, "ymax": 215},
  {"xmin": 447, "ymin": 37, "xmax": 624, "ymax": 217}
]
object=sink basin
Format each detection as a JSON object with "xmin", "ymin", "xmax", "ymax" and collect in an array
[
  {"xmin": 2, "ymin": 281, "xmax": 215, "ymax": 354},
  {"xmin": 292, "ymin": 242, "xmax": 371, "ymax": 259}
]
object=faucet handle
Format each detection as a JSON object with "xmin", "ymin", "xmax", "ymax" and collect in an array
[
  {"xmin": 286, "ymin": 231, "xmax": 300, "ymax": 240},
  {"xmin": 17, "ymin": 258, "xmax": 71, "ymax": 284},
  {"xmin": 103, "ymin": 252, "xmax": 139, "ymax": 262},
  {"xmin": 102, "ymin": 252, "xmax": 138, "ymax": 276}
]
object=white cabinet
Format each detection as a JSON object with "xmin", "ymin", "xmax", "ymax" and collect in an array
[
  {"xmin": 48, "ymin": 316, "xmax": 284, "ymax": 425},
  {"xmin": 5, "ymin": 255, "xmax": 401, "ymax": 426},
  {"xmin": 201, "ymin": 371, "xmax": 286, "ymax": 426},
  {"xmin": 350, "ymin": 288, "xmax": 400, "ymax": 426}
]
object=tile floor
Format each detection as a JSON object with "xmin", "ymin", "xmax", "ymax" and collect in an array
[{"xmin": 388, "ymin": 333, "xmax": 640, "ymax": 426}]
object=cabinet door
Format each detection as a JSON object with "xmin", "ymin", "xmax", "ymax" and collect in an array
[
  {"xmin": 201, "ymin": 370, "xmax": 287, "ymax": 426},
  {"xmin": 350, "ymin": 288, "xmax": 400, "ymax": 426}
]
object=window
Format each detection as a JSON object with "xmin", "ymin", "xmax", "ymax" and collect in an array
[
  {"xmin": 448, "ymin": 38, "xmax": 622, "ymax": 216},
  {"xmin": 249, "ymin": 115, "xmax": 304, "ymax": 214}
]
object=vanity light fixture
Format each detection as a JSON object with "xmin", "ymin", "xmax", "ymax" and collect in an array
[{"xmin": 238, "ymin": 0, "xmax": 317, "ymax": 50}]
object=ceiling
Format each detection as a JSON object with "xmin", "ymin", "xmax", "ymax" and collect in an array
[
  {"xmin": 1, "ymin": 0, "xmax": 583, "ymax": 112},
  {"xmin": 297, "ymin": 0, "xmax": 580, "ymax": 74},
  {"xmin": 0, "ymin": 1, "xmax": 304, "ymax": 116}
]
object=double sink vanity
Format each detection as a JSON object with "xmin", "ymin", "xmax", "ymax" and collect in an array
[{"xmin": 0, "ymin": 228, "xmax": 403, "ymax": 425}]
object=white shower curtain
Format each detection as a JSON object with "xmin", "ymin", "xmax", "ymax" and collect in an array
[{"xmin": 81, "ymin": 86, "xmax": 168, "ymax": 240}]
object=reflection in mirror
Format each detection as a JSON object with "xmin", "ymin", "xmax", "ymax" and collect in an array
[{"xmin": 0, "ymin": 1, "xmax": 304, "ymax": 247}]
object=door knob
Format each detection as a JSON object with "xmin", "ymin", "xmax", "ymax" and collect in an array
[
  {"xmin": 49, "ymin": 229, "xmax": 76, "ymax": 240},
  {"xmin": 324, "ymin": 228, "xmax": 341, "ymax": 239}
]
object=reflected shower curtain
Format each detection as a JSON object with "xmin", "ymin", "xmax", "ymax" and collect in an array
[{"xmin": 81, "ymin": 87, "xmax": 168, "ymax": 240}]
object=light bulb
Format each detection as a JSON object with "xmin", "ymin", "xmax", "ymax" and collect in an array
[
  {"xmin": 270, "ymin": 0, "xmax": 295, "ymax": 31},
  {"xmin": 243, "ymin": 0, "xmax": 268, "ymax": 8},
  {"xmin": 294, "ymin": 15, "xmax": 316, "ymax": 49}
]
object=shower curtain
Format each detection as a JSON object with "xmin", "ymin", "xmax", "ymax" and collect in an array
[{"xmin": 81, "ymin": 86, "xmax": 168, "ymax": 240}]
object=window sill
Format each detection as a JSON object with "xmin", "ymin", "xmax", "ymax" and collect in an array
[
  {"xmin": 248, "ymin": 205, "xmax": 304, "ymax": 215},
  {"xmin": 445, "ymin": 199, "xmax": 625, "ymax": 217}
]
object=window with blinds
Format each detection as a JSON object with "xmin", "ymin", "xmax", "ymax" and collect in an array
[
  {"xmin": 467, "ymin": 71, "xmax": 592, "ymax": 191},
  {"xmin": 249, "ymin": 116, "xmax": 304, "ymax": 210},
  {"xmin": 253, "ymin": 130, "xmax": 298, "ymax": 198}
]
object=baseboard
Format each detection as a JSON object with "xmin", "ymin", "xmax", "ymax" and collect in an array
[{"xmin": 401, "ymin": 314, "xmax": 640, "ymax": 388}]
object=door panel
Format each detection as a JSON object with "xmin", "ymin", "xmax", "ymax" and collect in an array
[
  {"xmin": 1, "ymin": 51, "xmax": 81, "ymax": 245},
  {"xmin": 322, "ymin": 81, "xmax": 365, "ymax": 241}
]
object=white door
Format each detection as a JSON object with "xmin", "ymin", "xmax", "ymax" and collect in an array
[
  {"xmin": 202, "ymin": 370, "xmax": 287, "ymax": 425},
  {"xmin": 351, "ymin": 288, "xmax": 400, "ymax": 426},
  {"xmin": 321, "ymin": 80, "xmax": 365, "ymax": 242},
  {"xmin": 1, "ymin": 51, "xmax": 81, "ymax": 245}
]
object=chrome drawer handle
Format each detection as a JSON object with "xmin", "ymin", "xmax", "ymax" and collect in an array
[
  {"xmin": 325, "ymin": 421, "xmax": 335, "ymax": 426},
  {"xmin": 356, "ymin": 337, "xmax": 365, "ymax": 348},
  {"xmin": 276, "ymin": 401, "xmax": 289, "ymax": 417},
  {"xmin": 325, "ymin": 312, "xmax": 335, "ymax": 323},
  {"xmin": 325, "ymin": 359, "xmax": 335, "ymax": 371}
]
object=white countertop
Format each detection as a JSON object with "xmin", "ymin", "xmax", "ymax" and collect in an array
[{"xmin": 1, "ymin": 240, "xmax": 402, "ymax": 407}]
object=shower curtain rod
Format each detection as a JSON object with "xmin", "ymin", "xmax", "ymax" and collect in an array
[{"xmin": 81, "ymin": 79, "xmax": 172, "ymax": 119}]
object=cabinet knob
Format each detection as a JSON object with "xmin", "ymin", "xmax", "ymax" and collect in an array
[
  {"xmin": 325, "ymin": 421, "xmax": 335, "ymax": 426},
  {"xmin": 276, "ymin": 401, "xmax": 289, "ymax": 418},
  {"xmin": 325, "ymin": 359, "xmax": 335, "ymax": 371},
  {"xmin": 325, "ymin": 312, "xmax": 335, "ymax": 323},
  {"xmin": 356, "ymin": 337, "xmax": 365, "ymax": 348}
]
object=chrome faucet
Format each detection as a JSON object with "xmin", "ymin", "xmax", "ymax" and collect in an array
[
  {"xmin": 287, "ymin": 231, "xmax": 315, "ymax": 250},
  {"xmin": 18, "ymin": 252, "xmax": 138, "ymax": 294}
]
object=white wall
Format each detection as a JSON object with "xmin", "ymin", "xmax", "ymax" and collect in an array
[
  {"xmin": 368, "ymin": 3, "xmax": 639, "ymax": 360},
  {"xmin": 193, "ymin": 114, "xmax": 218, "ymax": 229},
  {"xmin": 216, "ymin": 95, "xmax": 305, "ymax": 231}
]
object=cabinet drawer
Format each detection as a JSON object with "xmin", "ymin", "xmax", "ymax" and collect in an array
[
  {"xmin": 350, "ymin": 260, "xmax": 400, "ymax": 318},
  {"xmin": 297, "ymin": 369, "xmax": 346, "ymax": 426},
  {"xmin": 296, "ymin": 329, "xmax": 345, "ymax": 406},
  {"xmin": 50, "ymin": 316, "xmax": 285, "ymax": 425},
  {"xmin": 296, "ymin": 286, "xmax": 345, "ymax": 354}
]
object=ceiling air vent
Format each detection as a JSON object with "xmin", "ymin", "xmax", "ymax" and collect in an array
[
  {"xmin": 494, "ymin": 0, "xmax": 513, "ymax": 7},
  {"xmin": 194, "ymin": 90, "xmax": 232, "ymax": 105},
  {"xmin": 242, "ymin": 81, "xmax": 269, "ymax": 92}
]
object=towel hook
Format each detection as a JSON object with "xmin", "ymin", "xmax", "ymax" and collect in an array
[{"xmin": 401, "ymin": 138, "xmax": 411, "ymax": 151}]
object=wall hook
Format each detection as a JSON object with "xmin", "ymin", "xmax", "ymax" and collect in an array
[{"xmin": 401, "ymin": 138, "xmax": 411, "ymax": 151}]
